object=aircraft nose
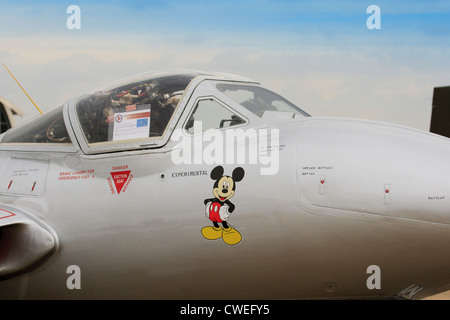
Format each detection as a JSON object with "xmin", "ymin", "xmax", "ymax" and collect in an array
[{"xmin": 295, "ymin": 118, "xmax": 450, "ymax": 225}]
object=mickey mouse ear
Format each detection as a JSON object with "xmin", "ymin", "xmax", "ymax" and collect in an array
[
  {"xmin": 210, "ymin": 166, "xmax": 224, "ymax": 180},
  {"xmin": 232, "ymin": 167, "xmax": 245, "ymax": 182}
]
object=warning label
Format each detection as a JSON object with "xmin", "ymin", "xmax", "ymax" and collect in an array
[
  {"xmin": 58, "ymin": 169, "xmax": 95, "ymax": 181},
  {"xmin": 108, "ymin": 166, "xmax": 133, "ymax": 195}
]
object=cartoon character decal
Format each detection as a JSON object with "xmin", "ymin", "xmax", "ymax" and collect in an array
[{"xmin": 201, "ymin": 166, "xmax": 245, "ymax": 245}]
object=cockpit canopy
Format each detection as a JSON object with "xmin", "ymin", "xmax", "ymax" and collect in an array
[
  {"xmin": 0, "ymin": 70, "xmax": 310, "ymax": 153},
  {"xmin": 75, "ymin": 72, "xmax": 201, "ymax": 145},
  {"xmin": 215, "ymin": 83, "xmax": 310, "ymax": 118},
  {"xmin": 0, "ymin": 72, "xmax": 204, "ymax": 148},
  {"xmin": 1, "ymin": 105, "xmax": 70, "ymax": 144}
]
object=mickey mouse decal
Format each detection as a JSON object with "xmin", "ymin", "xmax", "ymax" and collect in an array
[{"xmin": 201, "ymin": 166, "xmax": 245, "ymax": 245}]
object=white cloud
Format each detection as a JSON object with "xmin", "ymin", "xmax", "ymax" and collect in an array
[{"xmin": 0, "ymin": 30, "xmax": 448, "ymax": 132}]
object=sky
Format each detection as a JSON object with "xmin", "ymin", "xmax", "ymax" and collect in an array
[{"xmin": 0, "ymin": 0, "xmax": 449, "ymax": 130}]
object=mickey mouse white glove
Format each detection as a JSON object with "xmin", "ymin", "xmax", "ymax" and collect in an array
[
  {"xmin": 219, "ymin": 204, "xmax": 230, "ymax": 221},
  {"xmin": 205, "ymin": 201, "xmax": 212, "ymax": 219}
]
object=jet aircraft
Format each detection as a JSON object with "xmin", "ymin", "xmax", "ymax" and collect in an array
[{"xmin": 1, "ymin": 70, "xmax": 450, "ymax": 300}]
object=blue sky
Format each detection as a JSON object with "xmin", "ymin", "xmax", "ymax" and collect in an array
[
  {"xmin": 0, "ymin": 0, "xmax": 449, "ymax": 130},
  {"xmin": 0, "ymin": 0, "xmax": 448, "ymax": 55},
  {"xmin": 2, "ymin": 1, "xmax": 449, "ymax": 40}
]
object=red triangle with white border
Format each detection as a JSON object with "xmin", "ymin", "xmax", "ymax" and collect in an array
[{"xmin": 110, "ymin": 170, "xmax": 131, "ymax": 194}]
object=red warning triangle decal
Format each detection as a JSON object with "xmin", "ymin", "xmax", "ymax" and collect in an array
[{"xmin": 110, "ymin": 170, "xmax": 131, "ymax": 194}]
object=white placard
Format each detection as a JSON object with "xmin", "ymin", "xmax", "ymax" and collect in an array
[{"xmin": 112, "ymin": 108, "xmax": 151, "ymax": 141}]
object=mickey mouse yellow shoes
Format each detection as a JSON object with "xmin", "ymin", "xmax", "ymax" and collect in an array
[
  {"xmin": 201, "ymin": 226, "xmax": 241, "ymax": 245},
  {"xmin": 201, "ymin": 226, "xmax": 223, "ymax": 240},
  {"xmin": 222, "ymin": 227, "xmax": 242, "ymax": 245}
]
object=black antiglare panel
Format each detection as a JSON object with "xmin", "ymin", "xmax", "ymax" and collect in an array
[
  {"xmin": 430, "ymin": 86, "xmax": 450, "ymax": 138},
  {"xmin": 0, "ymin": 103, "xmax": 11, "ymax": 133}
]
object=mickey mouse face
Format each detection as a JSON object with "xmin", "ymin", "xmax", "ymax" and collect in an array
[
  {"xmin": 210, "ymin": 166, "xmax": 245, "ymax": 202},
  {"xmin": 213, "ymin": 176, "xmax": 235, "ymax": 201}
]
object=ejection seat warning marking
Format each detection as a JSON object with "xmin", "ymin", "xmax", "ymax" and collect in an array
[
  {"xmin": 58, "ymin": 169, "xmax": 95, "ymax": 181},
  {"xmin": 0, "ymin": 209, "xmax": 15, "ymax": 219},
  {"xmin": 108, "ymin": 165, "xmax": 133, "ymax": 195}
]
